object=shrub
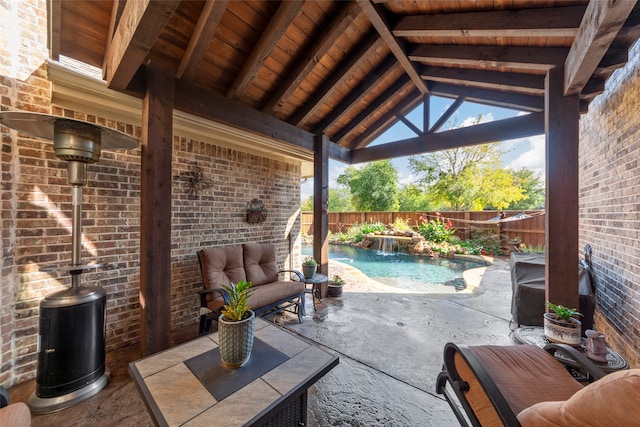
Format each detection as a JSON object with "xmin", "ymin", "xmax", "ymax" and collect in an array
[{"xmin": 417, "ymin": 214, "xmax": 455, "ymax": 244}]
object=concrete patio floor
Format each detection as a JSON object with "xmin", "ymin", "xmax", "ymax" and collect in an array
[{"xmin": 10, "ymin": 255, "xmax": 517, "ymax": 426}]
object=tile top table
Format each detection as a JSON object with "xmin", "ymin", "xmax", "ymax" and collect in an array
[{"xmin": 129, "ymin": 318, "xmax": 339, "ymax": 426}]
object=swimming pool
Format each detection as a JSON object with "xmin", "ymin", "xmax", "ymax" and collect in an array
[{"xmin": 302, "ymin": 244, "xmax": 486, "ymax": 292}]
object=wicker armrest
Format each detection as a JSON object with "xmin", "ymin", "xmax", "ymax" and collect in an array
[{"xmin": 543, "ymin": 343, "xmax": 607, "ymax": 381}]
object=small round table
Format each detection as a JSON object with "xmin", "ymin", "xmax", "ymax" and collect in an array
[
  {"xmin": 513, "ymin": 326, "xmax": 628, "ymax": 378},
  {"xmin": 301, "ymin": 274, "xmax": 328, "ymax": 311}
]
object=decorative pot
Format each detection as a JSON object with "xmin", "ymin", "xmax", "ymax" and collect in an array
[
  {"xmin": 302, "ymin": 264, "xmax": 316, "ymax": 279},
  {"xmin": 218, "ymin": 310, "xmax": 255, "ymax": 368},
  {"xmin": 543, "ymin": 313, "xmax": 582, "ymax": 346},
  {"xmin": 328, "ymin": 283, "xmax": 343, "ymax": 297}
]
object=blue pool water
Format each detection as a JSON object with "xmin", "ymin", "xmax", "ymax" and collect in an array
[{"xmin": 302, "ymin": 244, "xmax": 486, "ymax": 291}]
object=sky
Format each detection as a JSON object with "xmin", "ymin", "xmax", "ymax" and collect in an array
[{"xmin": 300, "ymin": 96, "xmax": 545, "ymax": 200}]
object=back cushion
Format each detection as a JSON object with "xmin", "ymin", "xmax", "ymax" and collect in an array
[
  {"xmin": 243, "ymin": 243, "xmax": 279, "ymax": 286},
  {"xmin": 198, "ymin": 246, "xmax": 246, "ymax": 290}
]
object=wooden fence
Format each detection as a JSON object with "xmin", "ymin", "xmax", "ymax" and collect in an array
[{"xmin": 301, "ymin": 210, "xmax": 546, "ymax": 249}]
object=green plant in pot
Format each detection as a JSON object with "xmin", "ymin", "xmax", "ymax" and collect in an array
[
  {"xmin": 543, "ymin": 302, "xmax": 583, "ymax": 346},
  {"xmin": 218, "ymin": 280, "xmax": 254, "ymax": 369},
  {"xmin": 328, "ymin": 274, "xmax": 344, "ymax": 297},
  {"xmin": 302, "ymin": 256, "xmax": 317, "ymax": 279}
]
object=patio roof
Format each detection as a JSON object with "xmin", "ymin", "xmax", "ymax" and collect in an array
[{"xmin": 52, "ymin": 0, "xmax": 640, "ymax": 163}]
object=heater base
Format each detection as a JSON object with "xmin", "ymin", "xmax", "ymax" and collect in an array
[{"xmin": 27, "ymin": 369, "xmax": 110, "ymax": 414}]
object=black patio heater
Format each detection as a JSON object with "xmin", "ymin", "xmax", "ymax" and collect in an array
[{"xmin": 0, "ymin": 112, "xmax": 138, "ymax": 413}]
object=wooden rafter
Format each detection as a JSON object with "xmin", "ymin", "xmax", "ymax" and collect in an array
[
  {"xmin": 357, "ymin": 0, "xmax": 428, "ymax": 94},
  {"xmin": 429, "ymin": 96, "xmax": 464, "ymax": 134},
  {"xmin": 105, "ymin": 0, "xmax": 179, "ymax": 90},
  {"xmin": 398, "ymin": 115, "xmax": 421, "ymax": 136},
  {"xmin": 428, "ymin": 82, "xmax": 544, "ymax": 112},
  {"xmin": 312, "ymin": 56, "xmax": 399, "ymax": 133},
  {"xmin": 177, "ymin": 0, "xmax": 229, "ymax": 80},
  {"xmin": 409, "ymin": 45, "xmax": 569, "ymax": 71},
  {"xmin": 349, "ymin": 89, "xmax": 423, "ymax": 150},
  {"xmin": 351, "ymin": 112, "xmax": 544, "ymax": 163},
  {"xmin": 564, "ymin": 0, "xmax": 637, "ymax": 96},
  {"xmin": 101, "ymin": 0, "xmax": 120, "ymax": 79},
  {"xmin": 393, "ymin": 6, "xmax": 585, "ymax": 38},
  {"xmin": 262, "ymin": 1, "xmax": 361, "ymax": 114},
  {"xmin": 226, "ymin": 1, "xmax": 303, "ymax": 101},
  {"xmin": 290, "ymin": 32, "xmax": 384, "ymax": 125},
  {"xmin": 420, "ymin": 65, "xmax": 545, "ymax": 95}
]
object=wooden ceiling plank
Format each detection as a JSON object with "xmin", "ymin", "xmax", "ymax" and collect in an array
[
  {"xmin": 429, "ymin": 96, "xmax": 465, "ymax": 133},
  {"xmin": 332, "ymin": 75, "xmax": 411, "ymax": 143},
  {"xmin": 409, "ymin": 44, "xmax": 569, "ymax": 70},
  {"xmin": 428, "ymin": 82, "xmax": 544, "ymax": 112},
  {"xmin": 349, "ymin": 90, "xmax": 423, "ymax": 150},
  {"xmin": 106, "ymin": 0, "xmax": 180, "ymax": 91},
  {"xmin": 357, "ymin": 0, "xmax": 428, "ymax": 94},
  {"xmin": 49, "ymin": 0, "xmax": 62, "ymax": 61},
  {"xmin": 393, "ymin": 6, "xmax": 585, "ymax": 38},
  {"xmin": 289, "ymin": 32, "xmax": 383, "ymax": 125},
  {"xmin": 351, "ymin": 112, "xmax": 544, "ymax": 164},
  {"xmin": 226, "ymin": 1, "xmax": 303, "ymax": 100},
  {"xmin": 312, "ymin": 56, "xmax": 398, "ymax": 133},
  {"xmin": 420, "ymin": 65, "xmax": 545, "ymax": 94},
  {"xmin": 177, "ymin": 0, "xmax": 229, "ymax": 80},
  {"xmin": 262, "ymin": 1, "xmax": 361, "ymax": 114},
  {"xmin": 564, "ymin": 0, "xmax": 636, "ymax": 96}
]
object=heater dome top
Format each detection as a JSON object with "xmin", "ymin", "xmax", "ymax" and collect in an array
[{"xmin": 0, "ymin": 111, "xmax": 138, "ymax": 150}]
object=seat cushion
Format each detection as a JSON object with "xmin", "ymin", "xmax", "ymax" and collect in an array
[
  {"xmin": 243, "ymin": 243, "xmax": 279, "ymax": 286},
  {"xmin": 517, "ymin": 369, "xmax": 640, "ymax": 426},
  {"xmin": 464, "ymin": 345, "xmax": 583, "ymax": 416},
  {"xmin": 247, "ymin": 280, "xmax": 305, "ymax": 310},
  {"xmin": 198, "ymin": 246, "xmax": 247, "ymax": 312}
]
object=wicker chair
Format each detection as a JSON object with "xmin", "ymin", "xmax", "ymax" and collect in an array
[{"xmin": 436, "ymin": 342, "xmax": 640, "ymax": 426}]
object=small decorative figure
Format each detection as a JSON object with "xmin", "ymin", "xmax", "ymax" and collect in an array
[{"xmin": 585, "ymin": 329, "xmax": 608, "ymax": 363}]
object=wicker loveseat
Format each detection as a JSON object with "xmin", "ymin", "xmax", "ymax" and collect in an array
[{"xmin": 197, "ymin": 243, "xmax": 306, "ymax": 334}]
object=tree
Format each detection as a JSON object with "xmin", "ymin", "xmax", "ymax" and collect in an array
[
  {"xmin": 301, "ymin": 196, "xmax": 314, "ymax": 211},
  {"xmin": 337, "ymin": 160, "xmax": 400, "ymax": 211},
  {"xmin": 328, "ymin": 187, "xmax": 354, "ymax": 212},
  {"xmin": 398, "ymin": 184, "xmax": 435, "ymax": 211},
  {"xmin": 507, "ymin": 168, "xmax": 545, "ymax": 210}
]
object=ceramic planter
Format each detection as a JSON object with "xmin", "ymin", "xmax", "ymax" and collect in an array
[
  {"xmin": 328, "ymin": 283, "xmax": 343, "ymax": 297},
  {"xmin": 302, "ymin": 264, "xmax": 316, "ymax": 279},
  {"xmin": 218, "ymin": 310, "xmax": 255, "ymax": 368},
  {"xmin": 543, "ymin": 313, "xmax": 582, "ymax": 346}
]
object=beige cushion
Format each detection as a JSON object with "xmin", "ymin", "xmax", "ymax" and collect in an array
[
  {"xmin": 0, "ymin": 402, "xmax": 31, "ymax": 427},
  {"xmin": 517, "ymin": 369, "xmax": 640, "ymax": 426},
  {"xmin": 247, "ymin": 280, "xmax": 305, "ymax": 309},
  {"xmin": 198, "ymin": 246, "xmax": 247, "ymax": 312},
  {"xmin": 243, "ymin": 244, "xmax": 279, "ymax": 286}
]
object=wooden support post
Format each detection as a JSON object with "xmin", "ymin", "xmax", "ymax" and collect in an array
[
  {"xmin": 313, "ymin": 134, "xmax": 329, "ymax": 276},
  {"xmin": 140, "ymin": 61, "xmax": 173, "ymax": 356},
  {"xmin": 545, "ymin": 66, "xmax": 579, "ymax": 310}
]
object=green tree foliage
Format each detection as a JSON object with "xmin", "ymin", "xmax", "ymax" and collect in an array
[
  {"xmin": 337, "ymin": 160, "xmax": 400, "ymax": 211},
  {"xmin": 300, "ymin": 188, "xmax": 355, "ymax": 212},
  {"xmin": 398, "ymin": 183, "xmax": 435, "ymax": 211},
  {"xmin": 301, "ymin": 196, "xmax": 314, "ymax": 211},
  {"xmin": 507, "ymin": 168, "xmax": 545, "ymax": 210}
]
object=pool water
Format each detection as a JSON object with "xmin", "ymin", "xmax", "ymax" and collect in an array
[{"xmin": 302, "ymin": 244, "xmax": 486, "ymax": 292}]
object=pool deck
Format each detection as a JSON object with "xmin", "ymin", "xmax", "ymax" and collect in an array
[{"xmin": 11, "ymin": 255, "xmax": 517, "ymax": 426}]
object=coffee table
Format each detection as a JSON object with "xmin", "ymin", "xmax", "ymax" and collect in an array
[{"xmin": 129, "ymin": 318, "xmax": 339, "ymax": 426}]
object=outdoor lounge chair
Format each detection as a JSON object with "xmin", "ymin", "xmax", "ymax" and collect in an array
[{"xmin": 436, "ymin": 342, "xmax": 640, "ymax": 426}]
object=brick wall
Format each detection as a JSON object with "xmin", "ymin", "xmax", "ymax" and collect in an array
[{"xmin": 580, "ymin": 40, "xmax": 640, "ymax": 368}]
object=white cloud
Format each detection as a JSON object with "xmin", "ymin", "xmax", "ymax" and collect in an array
[
  {"xmin": 461, "ymin": 112, "xmax": 494, "ymax": 127},
  {"xmin": 504, "ymin": 134, "xmax": 546, "ymax": 179}
]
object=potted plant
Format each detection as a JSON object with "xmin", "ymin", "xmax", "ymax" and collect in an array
[
  {"xmin": 302, "ymin": 256, "xmax": 317, "ymax": 279},
  {"xmin": 328, "ymin": 275, "xmax": 344, "ymax": 297},
  {"xmin": 543, "ymin": 302, "xmax": 583, "ymax": 346},
  {"xmin": 218, "ymin": 280, "xmax": 254, "ymax": 369}
]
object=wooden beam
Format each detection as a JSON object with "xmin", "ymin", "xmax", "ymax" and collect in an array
[
  {"xmin": 409, "ymin": 45, "xmax": 569, "ymax": 71},
  {"xmin": 420, "ymin": 65, "xmax": 545, "ymax": 95},
  {"xmin": 357, "ymin": 0, "xmax": 428, "ymax": 94},
  {"xmin": 312, "ymin": 56, "xmax": 399, "ymax": 133},
  {"xmin": 398, "ymin": 115, "xmax": 422, "ymax": 136},
  {"xmin": 313, "ymin": 134, "xmax": 330, "ymax": 277},
  {"xmin": 48, "ymin": 0, "xmax": 61, "ymax": 61},
  {"xmin": 351, "ymin": 112, "xmax": 544, "ymax": 163},
  {"xmin": 394, "ymin": 6, "xmax": 585, "ymax": 38},
  {"xmin": 564, "ymin": 0, "xmax": 636, "ymax": 95},
  {"xmin": 106, "ymin": 0, "xmax": 179, "ymax": 91},
  {"xmin": 177, "ymin": 0, "xmax": 229, "ymax": 80},
  {"xmin": 423, "ymin": 94, "xmax": 430, "ymax": 133},
  {"xmin": 545, "ymin": 67, "xmax": 579, "ymax": 310},
  {"xmin": 349, "ymin": 89, "xmax": 423, "ymax": 149},
  {"xmin": 428, "ymin": 96, "xmax": 464, "ymax": 133},
  {"xmin": 101, "ymin": 0, "xmax": 120, "ymax": 79},
  {"xmin": 263, "ymin": 1, "xmax": 361, "ymax": 114},
  {"xmin": 226, "ymin": 1, "xmax": 303, "ymax": 100},
  {"xmin": 289, "ymin": 32, "xmax": 383, "ymax": 125},
  {"xmin": 140, "ymin": 61, "xmax": 174, "ymax": 356},
  {"xmin": 332, "ymin": 75, "xmax": 412, "ymax": 143},
  {"xmin": 428, "ymin": 82, "xmax": 544, "ymax": 112}
]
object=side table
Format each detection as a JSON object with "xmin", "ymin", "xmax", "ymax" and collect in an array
[
  {"xmin": 302, "ymin": 274, "xmax": 328, "ymax": 311},
  {"xmin": 513, "ymin": 326, "xmax": 628, "ymax": 380}
]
